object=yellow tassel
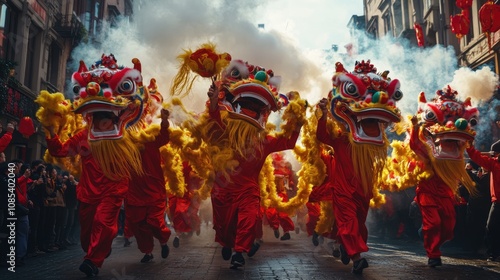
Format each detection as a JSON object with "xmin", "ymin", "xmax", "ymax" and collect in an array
[
  {"xmin": 315, "ymin": 201, "xmax": 335, "ymax": 235},
  {"xmin": 89, "ymin": 132, "xmax": 144, "ymax": 181},
  {"xmin": 160, "ymin": 144, "xmax": 185, "ymax": 197}
]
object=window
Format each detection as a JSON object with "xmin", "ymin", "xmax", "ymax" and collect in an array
[{"xmin": 0, "ymin": 4, "xmax": 18, "ymax": 60}]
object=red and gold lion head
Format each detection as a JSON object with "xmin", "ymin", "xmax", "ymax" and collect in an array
[
  {"xmin": 214, "ymin": 60, "xmax": 282, "ymax": 129},
  {"xmin": 330, "ymin": 60, "xmax": 403, "ymax": 145},
  {"xmin": 416, "ymin": 85, "xmax": 479, "ymax": 160},
  {"xmin": 71, "ymin": 54, "xmax": 147, "ymax": 141}
]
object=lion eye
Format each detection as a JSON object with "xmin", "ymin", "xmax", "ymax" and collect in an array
[
  {"xmin": 72, "ymin": 84, "xmax": 81, "ymax": 94},
  {"xmin": 469, "ymin": 118, "xmax": 478, "ymax": 127},
  {"xmin": 424, "ymin": 110, "xmax": 437, "ymax": 122},
  {"xmin": 118, "ymin": 79, "xmax": 135, "ymax": 94},
  {"xmin": 230, "ymin": 68, "xmax": 241, "ymax": 78},
  {"xmin": 392, "ymin": 89, "xmax": 403, "ymax": 101},
  {"xmin": 342, "ymin": 82, "xmax": 360, "ymax": 98}
]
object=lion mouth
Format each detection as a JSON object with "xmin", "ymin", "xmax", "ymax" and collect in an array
[
  {"xmin": 336, "ymin": 104, "xmax": 400, "ymax": 145},
  {"xmin": 423, "ymin": 130, "xmax": 472, "ymax": 160},
  {"xmin": 75, "ymin": 100, "xmax": 141, "ymax": 140}
]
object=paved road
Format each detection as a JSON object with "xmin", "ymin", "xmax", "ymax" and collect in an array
[{"xmin": 2, "ymin": 223, "xmax": 500, "ymax": 280}]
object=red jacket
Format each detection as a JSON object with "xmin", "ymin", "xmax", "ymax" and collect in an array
[
  {"xmin": 46, "ymin": 129, "xmax": 128, "ymax": 203},
  {"xmin": 316, "ymin": 118, "xmax": 367, "ymax": 198},
  {"xmin": 127, "ymin": 125, "xmax": 169, "ymax": 206},
  {"xmin": 409, "ymin": 125, "xmax": 454, "ymax": 201},
  {"xmin": 467, "ymin": 146, "xmax": 500, "ymax": 203}
]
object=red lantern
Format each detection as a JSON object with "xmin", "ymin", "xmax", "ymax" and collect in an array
[
  {"xmin": 18, "ymin": 116, "xmax": 35, "ymax": 138},
  {"xmin": 450, "ymin": 13, "xmax": 470, "ymax": 40},
  {"xmin": 479, "ymin": 1, "xmax": 500, "ymax": 48},
  {"xmin": 414, "ymin": 23, "xmax": 425, "ymax": 47},
  {"xmin": 456, "ymin": 0, "xmax": 473, "ymax": 10}
]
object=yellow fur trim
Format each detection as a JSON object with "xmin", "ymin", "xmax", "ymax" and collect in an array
[
  {"xmin": 315, "ymin": 201, "xmax": 335, "ymax": 235},
  {"xmin": 88, "ymin": 133, "xmax": 144, "ymax": 181},
  {"xmin": 350, "ymin": 138, "xmax": 388, "ymax": 195},
  {"xmin": 160, "ymin": 144, "xmax": 185, "ymax": 197},
  {"xmin": 36, "ymin": 90, "xmax": 84, "ymax": 177}
]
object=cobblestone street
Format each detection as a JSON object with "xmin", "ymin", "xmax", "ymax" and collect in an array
[{"xmin": 2, "ymin": 223, "xmax": 500, "ymax": 280}]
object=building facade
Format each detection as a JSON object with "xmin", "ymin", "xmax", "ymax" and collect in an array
[
  {"xmin": 0, "ymin": 0, "xmax": 132, "ymax": 164},
  {"xmin": 362, "ymin": 0, "xmax": 500, "ymax": 148}
]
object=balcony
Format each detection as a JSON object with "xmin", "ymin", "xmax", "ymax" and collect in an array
[{"xmin": 53, "ymin": 12, "xmax": 87, "ymax": 44}]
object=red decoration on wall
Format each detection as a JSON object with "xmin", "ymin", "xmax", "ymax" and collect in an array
[
  {"xmin": 479, "ymin": 0, "xmax": 500, "ymax": 49},
  {"xmin": 18, "ymin": 116, "xmax": 35, "ymax": 138},
  {"xmin": 450, "ymin": 13, "xmax": 470, "ymax": 41},
  {"xmin": 414, "ymin": 23, "xmax": 425, "ymax": 47},
  {"xmin": 456, "ymin": 0, "xmax": 473, "ymax": 10}
]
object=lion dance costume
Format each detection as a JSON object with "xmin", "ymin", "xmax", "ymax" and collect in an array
[
  {"xmin": 37, "ymin": 54, "xmax": 160, "ymax": 277},
  {"xmin": 316, "ymin": 60, "xmax": 403, "ymax": 274},
  {"xmin": 379, "ymin": 85, "xmax": 478, "ymax": 267}
]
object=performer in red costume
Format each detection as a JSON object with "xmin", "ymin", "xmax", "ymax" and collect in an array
[
  {"xmin": 307, "ymin": 147, "xmax": 338, "ymax": 255},
  {"xmin": 316, "ymin": 98, "xmax": 371, "ymax": 273},
  {"xmin": 125, "ymin": 109, "xmax": 172, "ymax": 263},
  {"xmin": 316, "ymin": 60, "xmax": 403, "ymax": 274},
  {"xmin": 466, "ymin": 140, "xmax": 500, "ymax": 262},
  {"xmin": 45, "ymin": 126, "xmax": 127, "ymax": 276},
  {"xmin": 169, "ymin": 161, "xmax": 203, "ymax": 248},
  {"xmin": 207, "ymin": 80, "xmax": 303, "ymax": 269},
  {"xmin": 409, "ymin": 116, "xmax": 458, "ymax": 267},
  {"xmin": 265, "ymin": 174, "xmax": 295, "ymax": 241}
]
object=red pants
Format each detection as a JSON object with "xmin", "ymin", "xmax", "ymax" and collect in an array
[
  {"xmin": 306, "ymin": 202, "xmax": 321, "ymax": 236},
  {"xmin": 265, "ymin": 207, "xmax": 295, "ymax": 233},
  {"xmin": 79, "ymin": 196, "xmax": 123, "ymax": 267},
  {"xmin": 124, "ymin": 218, "xmax": 133, "ymax": 239},
  {"xmin": 169, "ymin": 196, "xmax": 201, "ymax": 234},
  {"xmin": 255, "ymin": 207, "xmax": 264, "ymax": 240},
  {"xmin": 417, "ymin": 194, "xmax": 455, "ymax": 258},
  {"xmin": 211, "ymin": 189, "xmax": 260, "ymax": 253},
  {"xmin": 126, "ymin": 201, "xmax": 171, "ymax": 254},
  {"xmin": 333, "ymin": 191, "xmax": 370, "ymax": 257}
]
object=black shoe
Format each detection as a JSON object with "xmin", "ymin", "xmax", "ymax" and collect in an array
[
  {"xmin": 79, "ymin": 259, "xmax": 99, "ymax": 278},
  {"xmin": 124, "ymin": 239, "xmax": 132, "ymax": 247},
  {"xmin": 312, "ymin": 232, "xmax": 319, "ymax": 246},
  {"xmin": 352, "ymin": 258, "xmax": 369, "ymax": 274},
  {"xmin": 274, "ymin": 229, "xmax": 280, "ymax": 239},
  {"xmin": 173, "ymin": 236, "xmax": 180, "ymax": 248},
  {"xmin": 332, "ymin": 247, "xmax": 341, "ymax": 258},
  {"xmin": 140, "ymin": 253, "xmax": 154, "ymax": 263},
  {"xmin": 487, "ymin": 256, "xmax": 500, "ymax": 262},
  {"xmin": 222, "ymin": 247, "xmax": 232, "ymax": 260},
  {"xmin": 339, "ymin": 244, "xmax": 350, "ymax": 265},
  {"xmin": 280, "ymin": 232, "xmax": 291, "ymax": 241},
  {"xmin": 428, "ymin": 257, "xmax": 442, "ymax": 267},
  {"xmin": 161, "ymin": 244, "xmax": 169, "ymax": 258},
  {"xmin": 247, "ymin": 242, "xmax": 260, "ymax": 257},
  {"xmin": 230, "ymin": 252, "xmax": 245, "ymax": 269}
]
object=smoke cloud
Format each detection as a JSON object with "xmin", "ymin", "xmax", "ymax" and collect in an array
[{"xmin": 68, "ymin": 0, "xmax": 498, "ymax": 150}]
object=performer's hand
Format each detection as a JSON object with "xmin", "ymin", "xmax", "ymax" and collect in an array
[
  {"xmin": 411, "ymin": 115, "xmax": 418, "ymax": 127},
  {"xmin": 318, "ymin": 98, "xmax": 328, "ymax": 118},
  {"xmin": 161, "ymin": 109, "xmax": 170, "ymax": 128},
  {"xmin": 208, "ymin": 82, "xmax": 219, "ymax": 112}
]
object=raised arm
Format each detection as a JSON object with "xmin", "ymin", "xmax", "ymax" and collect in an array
[
  {"xmin": 207, "ymin": 82, "xmax": 225, "ymax": 129},
  {"xmin": 45, "ymin": 126, "xmax": 85, "ymax": 157},
  {"xmin": 316, "ymin": 98, "xmax": 334, "ymax": 146}
]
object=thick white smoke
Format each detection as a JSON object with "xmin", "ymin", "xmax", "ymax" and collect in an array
[{"xmin": 67, "ymin": 0, "xmax": 498, "ymax": 150}]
